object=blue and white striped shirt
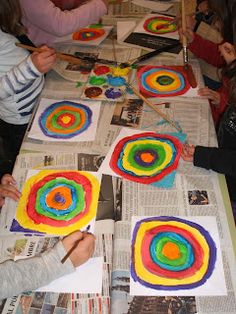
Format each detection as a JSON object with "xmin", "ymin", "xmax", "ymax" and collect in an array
[{"xmin": 0, "ymin": 30, "xmax": 44, "ymax": 125}]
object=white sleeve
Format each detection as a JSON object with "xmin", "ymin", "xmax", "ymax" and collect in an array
[{"xmin": 0, "ymin": 55, "xmax": 42, "ymax": 100}]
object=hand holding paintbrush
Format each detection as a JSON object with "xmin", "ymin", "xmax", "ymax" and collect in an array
[
  {"xmin": 61, "ymin": 229, "xmax": 95, "ymax": 266},
  {"xmin": 177, "ymin": 0, "xmax": 197, "ymax": 88}
]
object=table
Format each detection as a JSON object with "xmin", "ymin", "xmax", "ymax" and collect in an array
[{"xmin": 1, "ymin": 4, "xmax": 236, "ymax": 313}]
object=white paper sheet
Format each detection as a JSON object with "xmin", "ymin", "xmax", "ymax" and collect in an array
[
  {"xmin": 37, "ymin": 257, "xmax": 103, "ymax": 293},
  {"xmin": 117, "ymin": 21, "xmax": 137, "ymax": 43},
  {"xmin": 28, "ymin": 98, "xmax": 101, "ymax": 142},
  {"xmin": 130, "ymin": 14, "xmax": 179, "ymax": 40},
  {"xmin": 130, "ymin": 216, "xmax": 227, "ymax": 296},
  {"xmin": 98, "ymin": 128, "xmax": 146, "ymax": 178}
]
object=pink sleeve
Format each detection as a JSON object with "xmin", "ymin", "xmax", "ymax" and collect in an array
[
  {"xmin": 20, "ymin": 0, "xmax": 107, "ymax": 37},
  {"xmin": 188, "ymin": 33, "xmax": 225, "ymax": 68}
]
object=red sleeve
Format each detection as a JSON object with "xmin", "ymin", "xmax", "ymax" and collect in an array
[
  {"xmin": 188, "ymin": 33, "xmax": 225, "ymax": 68},
  {"xmin": 210, "ymin": 78, "xmax": 229, "ymax": 124}
]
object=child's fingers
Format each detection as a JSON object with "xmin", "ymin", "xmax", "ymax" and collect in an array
[
  {"xmin": 1, "ymin": 174, "xmax": 16, "ymax": 186},
  {"xmin": 0, "ymin": 185, "xmax": 21, "ymax": 202}
]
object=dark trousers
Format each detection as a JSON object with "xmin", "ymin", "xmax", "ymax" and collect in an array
[{"xmin": 0, "ymin": 119, "xmax": 28, "ymax": 176}]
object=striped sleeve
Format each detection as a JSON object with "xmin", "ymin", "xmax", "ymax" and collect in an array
[{"xmin": 0, "ymin": 55, "xmax": 43, "ymax": 100}]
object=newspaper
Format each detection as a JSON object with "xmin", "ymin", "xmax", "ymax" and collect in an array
[
  {"xmin": 1, "ymin": 30, "xmax": 236, "ymax": 314},
  {"xmin": 0, "ymin": 220, "xmax": 113, "ymax": 314},
  {"xmin": 0, "ymin": 156, "xmax": 116, "ymax": 314},
  {"xmin": 1, "ymin": 117, "xmax": 236, "ymax": 314},
  {"xmin": 110, "ymin": 170, "xmax": 236, "ymax": 313}
]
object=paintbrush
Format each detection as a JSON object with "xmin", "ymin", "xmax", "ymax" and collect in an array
[
  {"xmin": 61, "ymin": 225, "xmax": 91, "ymax": 264},
  {"xmin": 181, "ymin": 0, "xmax": 197, "ymax": 88},
  {"xmin": 126, "ymin": 82, "xmax": 182, "ymax": 133},
  {"xmin": 120, "ymin": 42, "xmax": 180, "ymax": 69},
  {"xmin": 16, "ymin": 43, "xmax": 119, "ymax": 66}
]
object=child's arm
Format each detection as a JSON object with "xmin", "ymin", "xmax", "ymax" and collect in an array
[
  {"xmin": 20, "ymin": 0, "xmax": 108, "ymax": 38},
  {"xmin": 0, "ymin": 46, "xmax": 56, "ymax": 100},
  {"xmin": 182, "ymin": 144, "xmax": 236, "ymax": 175},
  {"xmin": 194, "ymin": 146, "xmax": 236, "ymax": 175},
  {"xmin": 187, "ymin": 32, "xmax": 225, "ymax": 68},
  {"xmin": 0, "ymin": 231, "xmax": 95, "ymax": 299}
]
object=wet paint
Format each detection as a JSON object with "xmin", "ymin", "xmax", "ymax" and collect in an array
[
  {"xmin": 105, "ymin": 88, "xmax": 123, "ymax": 99},
  {"xmin": 107, "ymin": 75, "xmax": 126, "ymax": 87},
  {"xmin": 89, "ymin": 76, "xmax": 107, "ymax": 86},
  {"xmin": 94, "ymin": 65, "xmax": 110, "ymax": 75},
  {"xmin": 84, "ymin": 86, "xmax": 103, "ymax": 98}
]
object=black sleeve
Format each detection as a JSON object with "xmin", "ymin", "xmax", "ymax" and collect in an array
[{"xmin": 193, "ymin": 146, "xmax": 236, "ymax": 176}]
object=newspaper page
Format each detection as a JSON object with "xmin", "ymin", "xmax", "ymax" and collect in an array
[
  {"xmin": 0, "ymin": 154, "xmax": 116, "ymax": 314},
  {"xmin": 110, "ymin": 122, "xmax": 236, "ymax": 314},
  {"xmin": 0, "ymin": 220, "xmax": 114, "ymax": 314}
]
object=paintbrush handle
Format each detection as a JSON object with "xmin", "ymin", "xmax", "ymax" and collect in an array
[
  {"xmin": 128, "ymin": 84, "xmax": 182, "ymax": 133},
  {"xmin": 61, "ymin": 239, "xmax": 81, "ymax": 264},
  {"xmin": 181, "ymin": 0, "xmax": 187, "ymax": 46},
  {"xmin": 181, "ymin": 0, "xmax": 188, "ymax": 64},
  {"xmin": 131, "ymin": 42, "xmax": 180, "ymax": 66},
  {"xmin": 15, "ymin": 43, "xmax": 83, "ymax": 65}
]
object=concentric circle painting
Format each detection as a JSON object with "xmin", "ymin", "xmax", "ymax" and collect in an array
[
  {"xmin": 143, "ymin": 16, "xmax": 177, "ymax": 35},
  {"xmin": 72, "ymin": 28, "xmax": 105, "ymax": 41},
  {"xmin": 15, "ymin": 170, "xmax": 100, "ymax": 235},
  {"xmin": 137, "ymin": 65, "xmax": 190, "ymax": 97},
  {"xmin": 109, "ymin": 132, "xmax": 182, "ymax": 185},
  {"xmin": 131, "ymin": 216, "xmax": 217, "ymax": 292},
  {"xmin": 39, "ymin": 101, "xmax": 92, "ymax": 139}
]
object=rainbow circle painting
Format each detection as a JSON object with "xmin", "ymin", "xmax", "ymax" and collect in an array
[
  {"xmin": 131, "ymin": 216, "xmax": 217, "ymax": 290},
  {"xmin": 72, "ymin": 28, "xmax": 105, "ymax": 41},
  {"xmin": 143, "ymin": 16, "xmax": 177, "ymax": 35},
  {"xmin": 39, "ymin": 101, "xmax": 92, "ymax": 139},
  {"xmin": 15, "ymin": 170, "xmax": 100, "ymax": 235},
  {"xmin": 137, "ymin": 65, "xmax": 190, "ymax": 97},
  {"xmin": 109, "ymin": 132, "xmax": 182, "ymax": 185}
]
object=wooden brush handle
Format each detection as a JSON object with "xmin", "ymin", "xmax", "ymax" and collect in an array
[
  {"xmin": 181, "ymin": 0, "xmax": 187, "ymax": 47},
  {"xmin": 15, "ymin": 43, "xmax": 83, "ymax": 65},
  {"xmin": 128, "ymin": 84, "xmax": 182, "ymax": 133}
]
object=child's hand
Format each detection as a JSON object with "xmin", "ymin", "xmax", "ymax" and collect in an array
[
  {"xmin": 198, "ymin": 87, "xmax": 220, "ymax": 105},
  {"xmin": 0, "ymin": 174, "xmax": 21, "ymax": 207},
  {"xmin": 219, "ymin": 42, "xmax": 236, "ymax": 64},
  {"xmin": 178, "ymin": 27, "xmax": 194, "ymax": 44},
  {"xmin": 31, "ymin": 45, "xmax": 57, "ymax": 74},
  {"xmin": 62, "ymin": 231, "xmax": 95, "ymax": 267},
  {"xmin": 181, "ymin": 144, "xmax": 195, "ymax": 162}
]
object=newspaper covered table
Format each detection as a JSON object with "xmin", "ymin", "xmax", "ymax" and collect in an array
[{"xmin": 0, "ymin": 24, "xmax": 236, "ymax": 314}]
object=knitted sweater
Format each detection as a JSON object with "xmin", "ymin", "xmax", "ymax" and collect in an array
[
  {"xmin": 0, "ymin": 30, "xmax": 44, "ymax": 125},
  {"xmin": 0, "ymin": 241, "xmax": 74, "ymax": 300},
  {"xmin": 20, "ymin": 0, "xmax": 107, "ymax": 46}
]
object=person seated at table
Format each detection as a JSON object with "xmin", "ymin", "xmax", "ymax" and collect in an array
[
  {"xmin": 0, "ymin": 173, "xmax": 95, "ymax": 300},
  {"xmin": 0, "ymin": 0, "xmax": 57, "ymax": 174},
  {"xmin": 181, "ymin": 56, "xmax": 236, "ymax": 223},
  {"xmin": 179, "ymin": 0, "xmax": 236, "ymax": 126},
  {"xmin": 19, "ymin": 0, "xmax": 108, "ymax": 46}
]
